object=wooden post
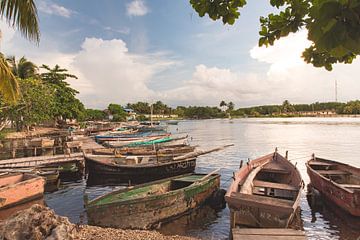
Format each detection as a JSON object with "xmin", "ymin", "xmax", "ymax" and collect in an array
[
  {"xmin": 285, "ymin": 150, "xmax": 288, "ymax": 160},
  {"xmin": 239, "ymin": 160, "xmax": 243, "ymax": 169}
]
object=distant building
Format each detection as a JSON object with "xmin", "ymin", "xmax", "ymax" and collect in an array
[{"xmin": 124, "ymin": 108, "xmax": 137, "ymax": 120}]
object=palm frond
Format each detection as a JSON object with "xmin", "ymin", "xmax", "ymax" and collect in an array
[
  {"xmin": 0, "ymin": 56, "xmax": 19, "ymax": 102},
  {"xmin": 0, "ymin": 0, "xmax": 40, "ymax": 43}
]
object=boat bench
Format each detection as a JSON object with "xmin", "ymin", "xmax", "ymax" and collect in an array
[
  {"xmin": 261, "ymin": 164, "xmax": 290, "ymax": 174},
  {"xmin": 253, "ymin": 180, "xmax": 299, "ymax": 191},
  {"xmin": 230, "ymin": 192, "xmax": 294, "ymax": 214},
  {"xmin": 309, "ymin": 161, "xmax": 335, "ymax": 167},
  {"xmin": 317, "ymin": 170, "xmax": 351, "ymax": 176}
]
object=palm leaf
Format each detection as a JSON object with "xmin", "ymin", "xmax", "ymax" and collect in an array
[
  {"xmin": 0, "ymin": 56, "xmax": 19, "ymax": 102},
  {"xmin": 0, "ymin": 0, "xmax": 40, "ymax": 43}
]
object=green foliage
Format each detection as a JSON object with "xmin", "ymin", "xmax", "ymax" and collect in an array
[
  {"xmin": 7, "ymin": 56, "xmax": 38, "ymax": 79},
  {"xmin": 190, "ymin": 0, "xmax": 360, "ymax": 70},
  {"xmin": 40, "ymin": 64, "xmax": 85, "ymax": 120},
  {"xmin": 182, "ymin": 106, "xmax": 226, "ymax": 119},
  {"xmin": 5, "ymin": 78, "xmax": 55, "ymax": 130},
  {"xmin": 84, "ymin": 109, "xmax": 106, "ymax": 121},
  {"xmin": 136, "ymin": 114, "xmax": 149, "ymax": 121},
  {"xmin": 108, "ymin": 103, "xmax": 126, "ymax": 122},
  {"xmin": 126, "ymin": 102, "xmax": 150, "ymax": 114}
]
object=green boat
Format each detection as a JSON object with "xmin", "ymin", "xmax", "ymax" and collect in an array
[{"xmin": 86, "ymin": 173, "xmax": 220, "ymax": 229}]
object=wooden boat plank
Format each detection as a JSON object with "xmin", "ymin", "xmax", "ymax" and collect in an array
[
  {"xmin": 232, "ymin": 228, "xmax": 306, "ymax": 238},
  {"xmin": 317, "ymin": 170, "xmax": 350, "ymax": 176},
  {"xmin": 253, "ymin": 180, "xmax": 299, "ymax": 191},
  {"xmin": 230, "ymin": 192, "xmax": 294, "ymax": 214},
  {"xmin": 339, "ymin": 184, "xmax": 360, "ymax": 189},
  {"xmin": 261, "ymin": 162, "xmax": 290, "ymax": 174},
  {"xmin": 308, "ymin": 161, "xmax": 335, "ymax": 167}
]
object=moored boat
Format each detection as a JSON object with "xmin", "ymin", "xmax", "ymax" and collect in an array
[
  {"xmin": 86, "ymin": 172, "xmax": 220, "ymax": 229},
  {"xmin": 226, "ymin": 150, "xmax": 303, "ymax": 228},
  {"xmin": 92, "ymin": 145, "xmax": 196, "ymax": 156},
  {"xmin": 0, "ymin": 173, "xmax": 45, "ymax": 209},
  {"xmin": 306, "ymin": 155, "xmax": 360, "ymax": 216},
  {"xmin": 85, "ymin": 154, "xmax": 196, "ymax": 183}
]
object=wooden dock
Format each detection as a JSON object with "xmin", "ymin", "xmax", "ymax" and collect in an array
[
  {"xmin": 232, "ymin": 228, "xmax": 306, "ymax": 240},
  {"xmin": 0, "ymin": 153, "xmax": 84, "ymax": 168}
]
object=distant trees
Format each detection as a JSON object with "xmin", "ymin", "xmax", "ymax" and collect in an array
[
  {"xmin": 107, "ymin": 104, "xmax": 126, "ymax": 122},
  {"xmin": 84, "ymin": 109, "xmax": 106, "ymax": 121}
]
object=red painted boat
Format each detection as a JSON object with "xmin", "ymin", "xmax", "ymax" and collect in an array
[
  {"xmin": 0, "ymin": 173, "xmax": 45, "ymax": 209},
  {"xmin": 226, "ymin": 150, "xmax": 303, "ymax": 228},
  {"xmin": 306, "ymin": 155, "xmax": 360, "ymax": 216}
]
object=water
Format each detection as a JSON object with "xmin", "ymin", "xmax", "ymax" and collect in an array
[{"xmin": 44, "ymin": 118, "xmax": 360, "ymax": 240}]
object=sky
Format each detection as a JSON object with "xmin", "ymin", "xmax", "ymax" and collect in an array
[{"xmin": 1, "ymin": 0, "xmax": 360, "ymax": 109}]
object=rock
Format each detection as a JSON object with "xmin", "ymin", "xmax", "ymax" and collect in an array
[{"xmin": 0, "ymin": 204, "xmax": 77, "ymax": 240}]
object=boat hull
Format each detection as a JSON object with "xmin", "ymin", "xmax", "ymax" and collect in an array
[
  {"xmin": 225, "ymin": 152, "xmax": 302, "ymax": 228},
  {"xmin": 0, "ymin": 174, "xmax": 45, "ymax": 209},
  {"xmin": 86, "ymin": 157, "xmax": 196, "ymax": 183},
  {"xmin": 86, "ymin": 174, "xmax": 220, "ymax": 229},
  {"xmin": 306, "ymin": 159, "xmax": 360, "ymax": 217}
]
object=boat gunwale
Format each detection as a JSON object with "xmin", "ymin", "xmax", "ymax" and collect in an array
[
  {"xmin": 86, "ymin": 173, "xmax": 220, "ymax": 209},
  {"xmin": 0, "ymin": 174, "xmax": 45, "ymax": 192}
]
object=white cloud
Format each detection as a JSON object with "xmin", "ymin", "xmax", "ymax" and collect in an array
[
  {"xmin": 38, "ymin": 1, "xmax": 73, "ymax": 18},
  {"xmin": 126, "ymin": 0, "xmax": 149, "ymax": 17}
]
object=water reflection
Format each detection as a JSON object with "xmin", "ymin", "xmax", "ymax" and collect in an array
[{"xmin": 37, "ymin": 118, "xmax": 360, "ymax": 239}]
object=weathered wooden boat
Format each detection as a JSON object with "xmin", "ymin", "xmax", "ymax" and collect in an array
[
  {"xmin": 85, "ymin": 154, "xmax": 196, "ymax": 182},
  {"xmin": 226, "ymin": 150, "xmax": 303, "ymax": 228},
  {"xmin": 95, "ymin": 133, "xmax": 170, "ymax": 142},
  {"xmin": 306, "ymin": 155, "xmax": 360, "ymax": 216},
  {"xmin": 0, "ymin": 173, "xmax": 45, "ymax": 209},
  {"xmin": 92, "ymin": 145, "xmax": 196, "ymax": 156},
  {"xmin": 86, "ymin": 172, "xmax": 220, "ymax": 229},
  {"xmin": 105, "ymin": 135, "xmax": 188, "ymax": 148}
]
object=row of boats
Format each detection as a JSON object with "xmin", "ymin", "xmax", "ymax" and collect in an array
[
  {"xmin": 226, "ymin": 149, "xmax": 360, "ymax": 230},
  {"xmin": 0, "ymin": 122, "xmax": 359, "ymax": 235}
]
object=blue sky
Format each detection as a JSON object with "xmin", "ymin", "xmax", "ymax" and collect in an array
[{"xmin": 1, "ymin": 0, "xmax": 360, "ymax": 109}]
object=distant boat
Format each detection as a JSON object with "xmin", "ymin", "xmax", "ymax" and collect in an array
[
  {"xmin": 92, "ymin": 145, "xmax": 196, "ymax": 156},
  {"xmin": 0, "ymin": 173, "xmax": 45, "ymax": 209},
  {"xmin": 226, "ymin": 150, "xmax": 303, "ymax": 228},
  {"xmin": 166, "ymin": 120, "xmax": 179, "ymax": 125},
  {"xmin": 86, "ymin": 172, "xmax": 220, "ymax": 229},
  {"xmin": 306, "ymin": 156, "xmax": 360, "ymax": 216}
]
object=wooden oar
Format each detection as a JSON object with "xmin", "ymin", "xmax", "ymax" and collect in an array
[
  {"xmin": 198, "ymin": 168, "xmax": 221, "ymax": 182},
  {"xmin": 173, "ymin": 144, "xmax": 234, "ymax": 161}
]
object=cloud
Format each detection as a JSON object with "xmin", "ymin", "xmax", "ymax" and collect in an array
[
  {"xmin": 38, "ymin": 1, "xmax": 73, "ymax": 18},
  {"xmin": 126, "ymin": 0, "xmax": 149, "ymax": 17}
]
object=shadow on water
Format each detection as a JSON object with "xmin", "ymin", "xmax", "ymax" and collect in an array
[{"xmin": 307, "ymin": 184, "xmax": 360, "ymax": 240}]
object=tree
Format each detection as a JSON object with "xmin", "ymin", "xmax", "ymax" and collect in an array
[
  {"xmin": 219, "ymin": 100, "xmax": 227, "ymax": 107},
  {"xmin": 0, "ymin": 0, "xmax": 40, "ymax": 102},
  {"xmin": 190, "ymin": 0, "xmax": 360, "ymax": 71},
  {"xmin": 5, "ymin": 78, "xmax": 55, "ymax": 131},
  {"xmin": 40, "ymin": 65, "xmax": 84, "ymax": 121},
  {"xmin": 281, "ymin": 100, "xmax": 295, "ymax": 113},
  {"xmin": 7, "ymin": 56, "xmax": 38, "ymax": 79},
  {"xmin": 227, "ymin": 101, "xmax": 235, "ymax": 111},
  {"xmin": 84, "ymin": 109, "xmax": 106, "ymax": 121},
  {"xmin": 108, "ymin": 103, "xmax": 126, "ymax": 122}
]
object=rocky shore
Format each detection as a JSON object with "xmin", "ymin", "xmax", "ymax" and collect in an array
[{"xmin": 0, "ymin": 204, "xmax": 197, "ymax": 240}]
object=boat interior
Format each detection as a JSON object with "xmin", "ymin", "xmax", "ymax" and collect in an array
[
  {"xmin": 92, "ymin": 174, "xmax": 207, "ymax": 206},
  {"xmin": 251, "ymin": 161, "xmax": 300, "ymax": 202},
  {"xmin": 0, "ymin": 173, "xmax": 32, "ymax": 188},
  {"xmin": 309, "ymin": 159, "xmax": 360, "ymax": 191}
]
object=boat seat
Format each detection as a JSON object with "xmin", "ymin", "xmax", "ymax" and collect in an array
[
  {"xmin": 317, "ymin": 170, "xmax": 351, "ymax": 176},
  {"xmin": 253, "ymin": 180, "xmax": 299, "ymax": 191},
  {"xmin": 309, "ymin": 161, "xmax": 335, "ymax": 167},
  {"xmin": 339, "ymin": 184, "xmax": 360, "ymax": 189},
  {"xmin": 230, "ymin": 192, "xmax": 294, "ymax": 214},
  {"xmin": 261, "ymin": 163, "xmax": 290, "ymax": 174}
]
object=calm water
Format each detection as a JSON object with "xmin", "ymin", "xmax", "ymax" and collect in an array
[{"xmin": 44, "ymin": 118, "xmax": 360, "ymax": 240}]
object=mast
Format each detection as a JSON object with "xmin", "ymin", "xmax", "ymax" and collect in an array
[{"xmin": 335, "ymin": 79, "xmax": 338, "ymax": 102}]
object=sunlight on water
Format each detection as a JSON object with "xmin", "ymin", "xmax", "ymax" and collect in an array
[{"xmin": 45, "ymin": 118, "xmax": 360, "ymax": 239}]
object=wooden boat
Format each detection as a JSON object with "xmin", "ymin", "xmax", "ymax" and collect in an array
[
  {"xmin": 105, "ymin": 135, "xmax": 188, "ymax": 148},
  {"xmin": 0, "ymin": 173, "xmax": 45, "ymax": 209},
  {"xmin": 92, "ymin": 145, "xmax": 196, "ymax": 156},
  {"xmin": 306, "ymin": 155, "xmax": 360, "ymax": 216},
  {"xmin": 85, "ymin": 154, "xmax": 196, "ymax": 182},
  {"xmin": 226, "ymin": 150, "xmax": 303, "ymax": 228},
  {"xmin": 95, "ymin": 133, "xmax": 170, "ymax": 142},
  {"xmin": 86, "ymin": 172, "xmax": 220, "ymax": 229}
]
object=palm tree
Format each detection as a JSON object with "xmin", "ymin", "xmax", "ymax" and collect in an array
[
  {"xmin": 7, "ymin": 56, "xmax": 38, "ymax": 79},
  {"xmin": 0, "ymin": 0, "xmax": 40, "ymax": 102}
]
